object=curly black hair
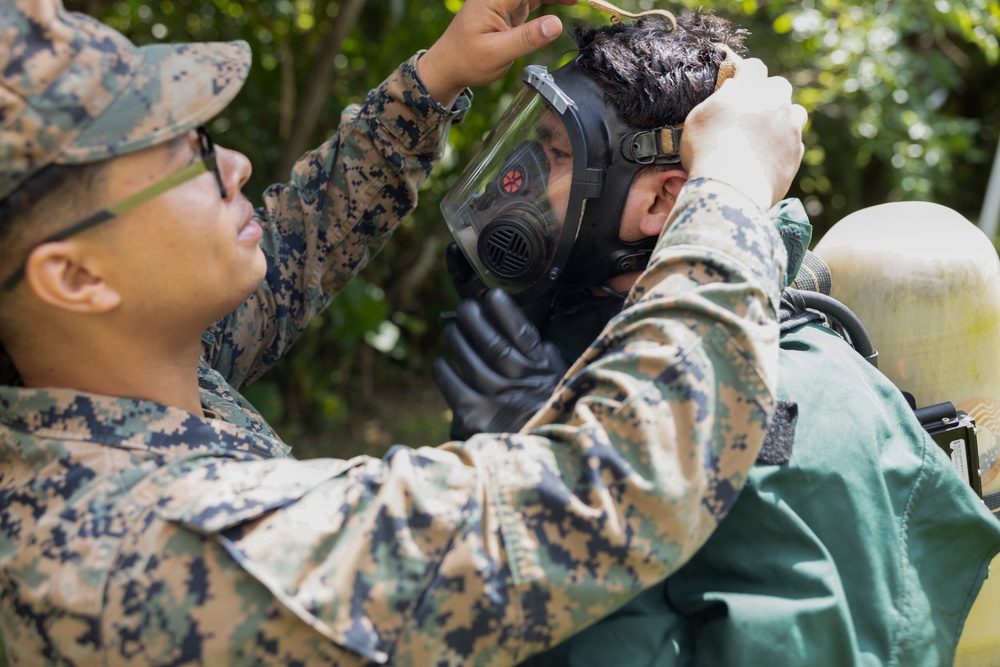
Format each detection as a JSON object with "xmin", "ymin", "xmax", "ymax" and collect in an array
[{"xmin": 572, "ymin": 10, "xmax": 747, "ymax": 129}]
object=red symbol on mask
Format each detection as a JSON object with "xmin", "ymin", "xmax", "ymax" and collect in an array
[{"xmin": 502, "ymin": 168, "xmax": 524, "ymax": 193}]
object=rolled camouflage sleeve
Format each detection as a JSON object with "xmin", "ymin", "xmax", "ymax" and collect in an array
[
  {"xmin": 203, "ymin": 53, "xmax": 470, "ymax": 388},
  {"xmin": 140, "ymin": 178, "xmax": 784, "ymax": 666}
]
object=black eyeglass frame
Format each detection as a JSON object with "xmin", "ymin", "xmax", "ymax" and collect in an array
[{"xmin": 2, "ymin": 126, "xmax": 227, "ymax": 292}]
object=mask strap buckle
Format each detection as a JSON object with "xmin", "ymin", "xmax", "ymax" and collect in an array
[{"xmin": 624, "ymin": 126, "xmax": 683, "ymax": 164}]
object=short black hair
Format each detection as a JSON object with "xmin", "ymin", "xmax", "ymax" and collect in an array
[
  {"xmin": 0, "ymin": 161, "xmax": 107, "ymax": 376},
  {"xmin": 572, "ymin": 10, "xmax": 747, "ymax": 129},
  {"xmin": 0, "ymin": 161, "xmax": 108, "ymax": 284}
]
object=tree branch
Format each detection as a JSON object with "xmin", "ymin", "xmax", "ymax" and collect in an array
[
  {"xmin": 279, "ymin": 40, "xmax": 296, "ymax": 141},
  {"xmin": 276, "ymin": 0, "xmax": 369, "ymax": 177},
  {"xmin": 387, "ymin": 232, "xmax": 447, "ymax": 308}
]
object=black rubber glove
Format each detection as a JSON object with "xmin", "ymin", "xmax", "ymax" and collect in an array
[
  {"xmin": 433, "ymin": 288, "xmax": 569, "ymax": 439},
  {"xmin": 446, "ymin": 243, "xmax": 490, "ymax": 301},
  {"xmin": 445, "ymin": 242, "xmax": 556, "ymax": 330}
]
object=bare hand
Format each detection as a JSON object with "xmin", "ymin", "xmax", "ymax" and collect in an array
[
  {"xmin": 419, "ymin": 0, "xmax": 579, "ymax": 107},
  {"xmin": 680, "ymin": 59, "xmax": 807, "ymax": 210}
]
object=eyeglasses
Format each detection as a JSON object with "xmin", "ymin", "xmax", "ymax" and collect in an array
[{"xmin": 2, "ymin": 126, "xmax": 227, "ymax": 292}]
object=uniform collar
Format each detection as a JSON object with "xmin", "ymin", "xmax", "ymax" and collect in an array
[{"xmin": 0, "ymin": 379, "xmax": 290, "ymax": 461}]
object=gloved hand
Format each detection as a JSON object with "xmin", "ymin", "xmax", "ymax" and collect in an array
[
  {"xmin": 433, "ymin": 288, "xmax": 569, "ymax": 439},
  {"xmin": 446, "ymin": 242, "xmax": 490, "ymax": 301},
  {"xmin": 445, "ymin": 241, "xmax": 556, "ymax": 328}
]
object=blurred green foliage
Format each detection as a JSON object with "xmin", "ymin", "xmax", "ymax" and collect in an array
[{"xmin": 58, "ymin": 0, "xmax": 1000, "ymax": 456}]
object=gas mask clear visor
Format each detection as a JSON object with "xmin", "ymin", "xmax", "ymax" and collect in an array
[{"xmin": 441, "ymin": 66, "xmax": 583, "ymax": 297}]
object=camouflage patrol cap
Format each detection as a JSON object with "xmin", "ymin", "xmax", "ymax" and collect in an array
[{"xmin": 0, "ymin": 0, "xmax": 251, "ymax": 200}]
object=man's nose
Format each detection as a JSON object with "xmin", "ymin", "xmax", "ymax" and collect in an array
[{"xmin": 218, "ymin": 145, "xmax": 252, "ymax": 199}]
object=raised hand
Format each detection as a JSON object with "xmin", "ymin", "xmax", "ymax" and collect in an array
[
  {"xmin": 681, "ymin": 58, "xmax": 808, "ymax": 210},
  {"xmin": 418, "ymin": 0, "xmax": 579, "ymax": 107}
]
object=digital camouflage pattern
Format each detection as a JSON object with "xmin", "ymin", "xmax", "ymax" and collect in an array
[
  {"xmin": 0, "ymin": 3, "xmax": 788, "ymax": 663},
  {"xmin": 0, "ymin": 0, "xmax": 250, "ymax": 200},
  {"xmin": 1, "ymin": 155, "xmax": 785, "ymax": 665}
]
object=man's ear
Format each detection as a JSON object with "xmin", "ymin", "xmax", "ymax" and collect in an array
[
  {"xmin": 635, "ymin": 168, "xmax": 688, "ymax": 238},
  {"xmin": 663, "ymin": 170, "xmax": 688, "ymax": 205},
  {"xmin": 23, "ymin": 242, "xmax": 121, "ymax": 313}
]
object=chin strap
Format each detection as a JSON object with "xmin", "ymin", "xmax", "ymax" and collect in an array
[{"xmin": 625, "ymin": 43, "xmax": 742, "ymax": 164}]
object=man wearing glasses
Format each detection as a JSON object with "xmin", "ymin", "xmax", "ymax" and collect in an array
[
  {"xmin": 0, "ymin": 0, "xmax": 807, "ymax": 664},
  {"xmin": 1, "ymin": 127, "xmax": 229, "ymax": 293}
]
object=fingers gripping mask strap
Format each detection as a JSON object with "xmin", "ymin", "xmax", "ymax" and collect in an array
[{"xmin": 715, "ymin": 43, "xmax": 741, "ymax": 90}]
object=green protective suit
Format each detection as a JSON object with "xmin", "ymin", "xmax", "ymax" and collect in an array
[{"xmin": 519, "ymin": 200, "xmax": 1000, "ymax": 667}]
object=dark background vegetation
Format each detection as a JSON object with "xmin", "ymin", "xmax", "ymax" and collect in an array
[{"xmin": 63, "ymin": 0, "xmax": 1000, "ymax": 460}]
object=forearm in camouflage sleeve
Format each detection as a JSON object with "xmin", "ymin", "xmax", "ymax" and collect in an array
[
  {"xmin": 391, "ymin": 178, "xmax": 785, "ymax": 663},
  {"xmin": 139, "ymin": 179, "xmax": 782, "ymax": 666},
  {"xmin": 204, "ymin": 53, "xmax": 470, "ymax": 388}
]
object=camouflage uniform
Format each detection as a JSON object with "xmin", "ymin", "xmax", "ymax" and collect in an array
[
  {"xmin": 0, "ymin": 2, "xmax": 787, "ymax": 666},
  {"xmin": 0, "ymin": 174, "xmax": 785, "ymax": 665}
]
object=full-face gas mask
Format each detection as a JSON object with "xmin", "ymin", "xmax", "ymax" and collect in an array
[{"xmin": 441, "ymin": 59, "xmax": 689, "ymax": 304}]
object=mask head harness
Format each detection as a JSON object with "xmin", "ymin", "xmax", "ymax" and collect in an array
[{"xmin": 441, "ymin": 39, "xmax": 740, "ymax": 304}]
